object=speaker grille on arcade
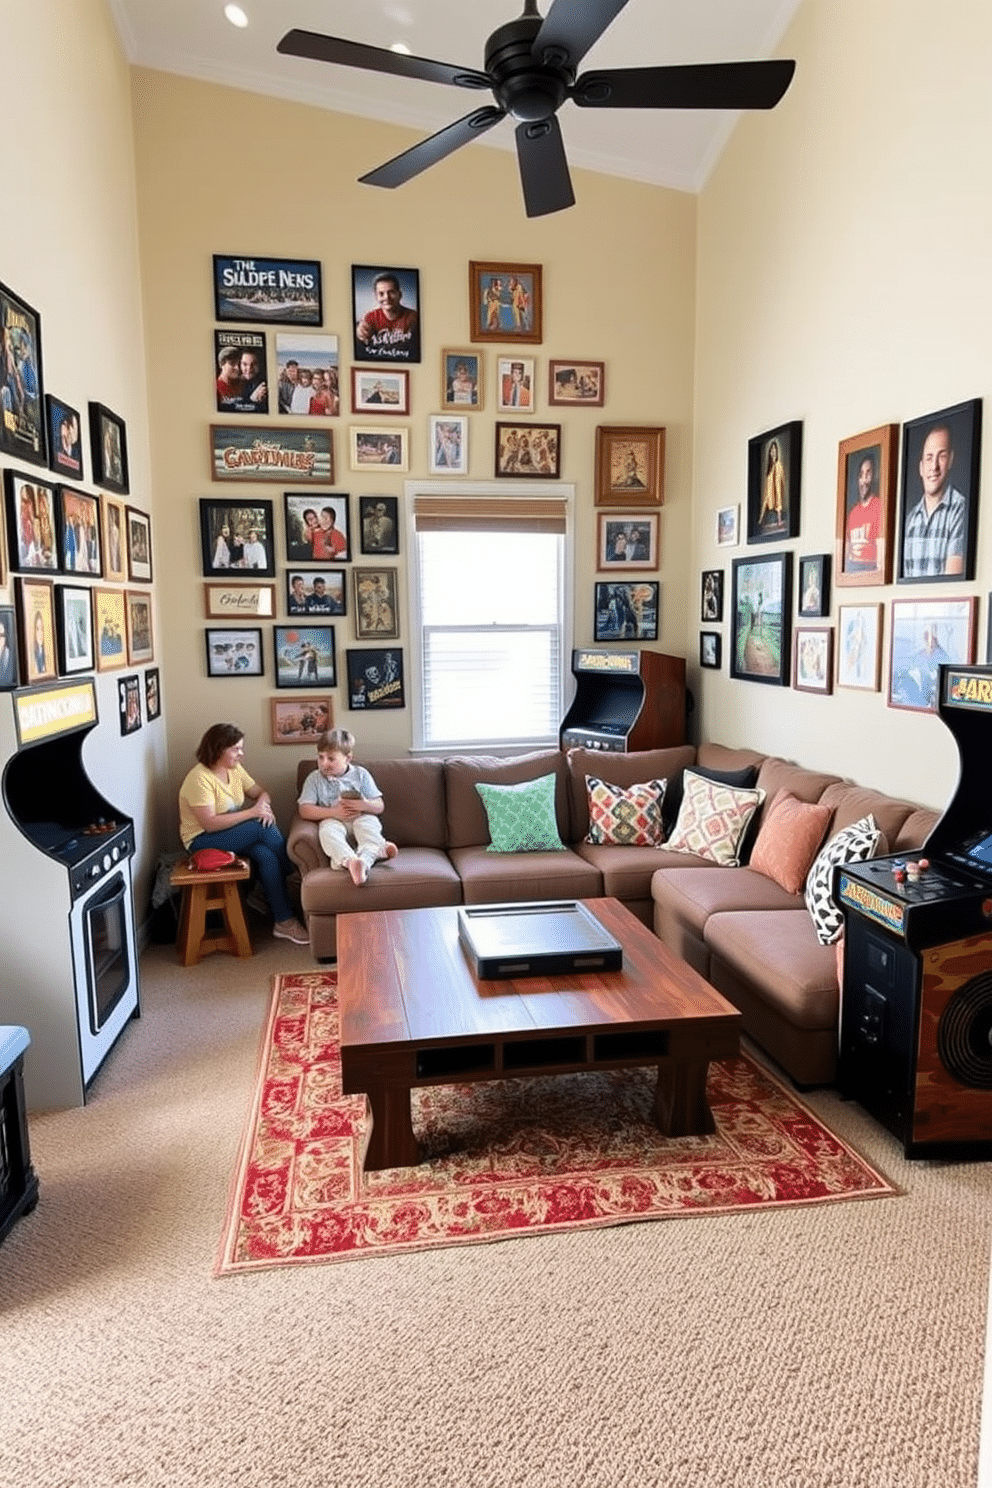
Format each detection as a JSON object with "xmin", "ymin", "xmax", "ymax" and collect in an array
[
  {"xmin": 916, "ymin": 936, "xmax": 992, "ymax": 1146},
  {"xmin": 936, "ymin": 968, "xmax": 992, "ymax": 1090}
]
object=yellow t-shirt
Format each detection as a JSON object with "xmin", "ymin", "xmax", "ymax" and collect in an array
[{"xmin": 178, "ymin": 761, "xmax": 255, "ymax": 849}]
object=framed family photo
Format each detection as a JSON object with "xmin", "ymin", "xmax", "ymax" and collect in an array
[
  {"xmin": 102, "ymin": 495, "xmax": 127, "ymax": 583},
  {"xmin": 429, "ymin": 415, "xmax": 468, "ymax": 474},
  {"xmin": 349, "ymin": 426, "xmax": 408, "ymax": 471},
  {"xmin": 896, "ymin": 399, "xmax": 982, "ymax": 584},
  {"xmin": 213, "ymin": 255, "xmax": 322, "ymax": 325},
  {"xmin": 888, "ymin": 597, "xmax": 976, "ymax": 713},
  {"xmin": 494, "ymin": 421, "xmax": 560, "ymax": 477},
  {"xmin": 730, "ymin": 551, "xmax": 793, "ymax": 686},
  {"xmin": 200, "ymin": 498, "xmax": 276, "ymax": 577},
  {"xmin": 275, "ymin": 333, "xmax": 340, "ymax": 416},
  {"xmin": 214, "ymin": 330, "xmax": 269, "ymax": 415},
  {"xmin": 283, "ymin": 493, "xmax": 350, "ymax": 564},
  {"xmin": 204, "ymin": 581, "xmax": 277, "ymax": 620},
  {"xmin": 836, "ymin": 603, "xmax": 883, "ymax": 692},
  {"xmin": 354, "ymin": 568, "xmax": 399, "ymax": 640},
  {"xmin": 46, "ymin": 396, "xmax": 84, "ymax": 481},
  {"xmin": 548, "ymin": 359, "xmax": 604, "ymax": 407},
  {"xmin": 350, "ymin": 368, "xmax": 408, "ymax": 415},
  {"xmin": 285, "ymin": 570, "xmax": 345, "ymax": 616},
  {"xmin": 346, "ymin": 647, "xmax": 405, "ymax": 710},
  {"xmin": 270, "ymin": 696, "xmax": 332, "ymax": 745},
  {"xmin": 274, "ymin": 624, "xmax": 336, "ymax": 689},
  {"xmin": 593, "ymin": 581, "xmax": 659, "ymax": 643},
  {"xmin": 359, "ymin": 495, "xmax": 399, "ymax": 556},
  {"xmin": 469, "ymin": 262, "xmax": 541, "ymax": 343},
  {"xmin": 126, "ymin": 506, "xmax": 153, "ymax": 582},
  {"xmin": 0, "ymin": 279, "xmax": 47, "ymax": 467},
  {"xmin": 747, "ymin": 420, "xmax": 802, "ymax": 543},
  {"xmin": 16, "ymin": 575, "xmax": 57, "ymax": 685},
  {"xmin": 701, "ymin": 569, "xmax": 724, "ymax": 622},
  {"xmin": 209, "ymin": 424, "xmax": 334, "ymax": 483},
  {"xmin": 596, "ymin": 513, "xmax": 659, "ymax": 571},
  {"xmin": 440, "ymin": 350, "xmax": 481, "ymax": 409},
  {"xmin": 793, "ymin": 626, "xmax": 833, "ymax": 695},
  {"xmin": 798, "ymin": 554, "xmax": 830, "ymax": 618},
  {"xmin": 595, "ymin": 426, "xmax": 664, "ymax": 507},
  {"xmin": 54, "ymin": 583, "xmax": 94, "ymax": 676},
  {"xmin": 835, "ymin": 423, "xmax": 898, "ymax": 587},
  {"xmin": 351, "ymin": 265, "xmax": 420, "ymax": 364},
  {"xmin": 88, "ymin": 402, "xmax": 129, "ymax": 494},
  {"xmin": 93, "ymin": 587, "xmax": 127, "ymax": 671},
  {"xmin": 204, "ymin": 626, "xmax": 264, "ymax": 678},
  {"xmin": 4, "ymin": 470, "xmax": 58, "ymax": 573},
  {"xmin": 125, "ymin": 590, "xmax": 154, "ymax": 665},
  {"xmin": 57, "ymin": 485, "xmax": 102, "ymax": 576}
]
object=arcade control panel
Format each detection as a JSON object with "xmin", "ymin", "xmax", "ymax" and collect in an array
[{"xmin": 836, "ymin": 851, "xmax": 992, "ymax": 949}]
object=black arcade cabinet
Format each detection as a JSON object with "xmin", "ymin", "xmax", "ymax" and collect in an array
[
  {"xmin": 836, "ymin": 663, "xmax": 992, "ymax": 1158},
  {"xmin": 559, "ymin": 649, "xmax": 686, "ymax": 753}
]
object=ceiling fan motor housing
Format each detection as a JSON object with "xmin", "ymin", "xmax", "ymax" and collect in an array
[{"xmin": 485, "ymin": 14, "xmax": 572, "ymax": 122}]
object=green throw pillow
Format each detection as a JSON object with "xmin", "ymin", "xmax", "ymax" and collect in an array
[{"xmin": 475, "ymin": 774, "xmax": 566, "ymax": 853}]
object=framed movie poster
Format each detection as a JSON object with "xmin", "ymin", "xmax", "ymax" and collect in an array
[
  {"xmin": 730, "ymin": 551, "xmax": 793, "ymax": 686},
  {"xmin": 354, "ymin": 568, "xmax": 399, "ymax": 640},
  {"xmin": 270, "ymin": 696, "xmax": 332, "ymax": 745},
  {"xmin": 593, "ymin": 582, "xmax": 659, "ymax": 643},
  {"xmin": 469, "ymin": 262, "xmax": 542, "ymax": 344},
  {"xmin": 835, "ymin": 423, "xmax": 898, "ymax": 588},
  {"xmin": 126, "ymin": 506, "xmax": 153, "ymax": 582},
  {"xmin": 125, "ymin": 590, "xmax": 154, "ymax": 665},
  {"xmin": 93, "ymin": 587, "xmax": 127, "ymax": 672},
  {"xmin": 358, "ymin": 495, "xmax": 399, "ymax": 556},
  {"xmin": 0, "ymin": 604, "xmax": 20, "ymax": 689},
  {"xmin": 595, "ymin": 426, "xmax": 665, "ymax": 507},
  {"xmin": 274, "ymin": 624, "xmax": 336, "ymax": 689},
  {"xmin": 16, "ymin": 575, "xmax": 57, "ymax": 685},
  {"xmin": 4, "ymin": 469, "xmax": 58, "ymax": 573},
  {"xmin": 285, "ymin": 570, "xmax": 345, "ymax": 616},
  {"xmin": 746, "ymin": 421, "xmax": 802, "ymax": 543},
  {"xmin": 204, "ymin": 626, "xmax": 264, "ymax": 678},
  {"xmin": 836, "ymin": 603, "xmax": 883, "ymax": 692},
  {"xmin": 88, "ymin": 402, "xmax": 129, "ymax": 494},
  {"xmin": 275, "ymin": 333, "xmax": 340, "ymax": 415},
  {"xmin": 200, "ymin": 498, "xmax": 276, "ymax": 577},
  {"xmin": 346, "ymin": 647, "xmax": 405, "ymax": 710},
  {"xmin": 0, "ymin": 280, "xmax": 47, "ymax": 467},
  {"xmin": 56, "ymin": 485, "xmax": 102, "ymax": 577},
  {"xmin": 351, "ymin": 265, "xmax": 421, "ymax": 363},
  {"xmin": 888, "ymin": 597, "xmax": 977, "ymax": 713},
  {"xmin": 213, "ymin": 255, "xmax": 322, "ymax": 325},
  {"xmin": 793, "ymin": 626, "xmax": 833, "ymax": 695},
  {"xmin": 46, "ymin": 396, "xmax": 84, "ymax": 481},
  {"xmin": 144, "ymin": 667, "xmax": 161, "ymax": 721},
  {"xmin": 214, "ymin": 330, "xmax": 269, "ymax": 415},
  {"xmin": 896, "ymin": 399, "xmax": 982, "ymax": 584},
  {"xmin": 209, "ymin": 424, "xmax": 333, "ymax": 483},
  {"xmin": 548, "ymin": 359, "xmax": 604, "ymax": 407},
  {"xmin": 596, "ymin": 513, "xmax": 659, "ymax": 572},
  {"xmin": 54, "ymin": 583, "xmax": 95, "ymax": 676},
  {"xmin": 119, "ymin": 674, "xmax": 142, "ymax": 736},
  {"xmin": 440, "ymin": 350, "xmax": 481, "ymax": 410},
  {"xmin": 283, "ymin": 493, "xmax": 350, "ymax": 564}
]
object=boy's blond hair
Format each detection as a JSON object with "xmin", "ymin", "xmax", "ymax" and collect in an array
[{"xmin": 317, "ymin": 728, "xmax": 355, "ymax": 757}]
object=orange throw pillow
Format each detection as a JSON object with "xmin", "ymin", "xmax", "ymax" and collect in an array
[{"xmin": 749, "ymin": 790, "xmax": 832, "ymax": 896}]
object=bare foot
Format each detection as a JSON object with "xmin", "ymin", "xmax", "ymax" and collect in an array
[
  {"xmin": 383, "ymin": 842, "xmax": 398, "ymax": 860},
  {"xmin": 347, "ymin": 857, "xmax": 368, "ymax": 887}
]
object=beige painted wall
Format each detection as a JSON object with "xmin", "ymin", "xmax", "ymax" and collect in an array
[
  {"xmin": 692, "ymin": 0, "xmax": 992, "ymax": 809},
  {"xmin": 0, "ymin": 1, "xmax": 163, "ymax": 907},
  {"xmin": 129, "ymin": 70, "xmax": 697, "ymax": 827}
]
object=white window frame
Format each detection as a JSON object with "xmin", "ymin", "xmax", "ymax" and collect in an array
[{"xmin": 405, "ymin": 480, "xmax": 575, "ymax": 754}]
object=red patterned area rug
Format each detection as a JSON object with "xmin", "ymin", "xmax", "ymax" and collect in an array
[{"xmin": 215, "ymin": 972, "xmax": 899, "ymax": 1274}]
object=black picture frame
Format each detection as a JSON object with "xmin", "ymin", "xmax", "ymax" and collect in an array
[
  {"xmin": 494, "ymin": 421, "xmax": 561, "ymax": 478},
  {"xmin": 46, "ymin": 396, "xmax": 84, "ymax": 481},
  {"xmin": 593, "ymin": 581, "xmax": 659, "ymax": 642},
  {"xmin": 285, "ymin": 569, "xmax": 346, "ymax": 616},
  {"xmin": 699, "ymin": 631, "xmax": 722, "ymax": 670},
  {"xmin": 351, "ymin": 264, "xmax": 421, "ymax": 364},
  {"xmin": 283, "ymin": 492, "xmax": 350, "ymax": 564},
  {"xmin": 4, "ymin": 469, "xmax": 59, "ymax": 573},
  {"xmin": 213, "ymin": 255, "xmax": 322, "ymax": 326},
  {"xmin": 798, "ymin": 554, "xmax": 830, "ymax": 618},
  {"xmin": 358, "ymin": 495, "xmax": 399, "ymax": 556},
  {"xmin": 126, "ymin": 505, "xmax": 153, "ymax": 583},
  {"xmin": 214, "ymin": 330, "xmax": 269, "ymax": 415},
  {"xmin": 204, "ymin": 626, "xmax": 264, "ymax": 678},
  {"xmin": 144, "ymin": 666, "xmax": 161, "ymax": 721},
  {"xmin": 701, "ymin": 569, "xmax": 724, "ymax": 622},
  {"xmin": 274, "ymin": 624, "xmax": 336, "ymax": 689},
  {"xmin": 119, "ymin": 674, "xmax": 142, "ymax": 735},
  {"xmin": 730, "ymin": 551, "xmax": 793, "ymax": 686},
  {"xmin": 746, "ymin": 420, "xmax": 802, "ymax": 544},
  {"xmin": 199, "ymin": 498, "xmax": 276, "ymax": 577},
  {"xmin": 896, "ymin": 398, "xmax": 982, "ymax": 584},
  {"xmin": 56, "ymin": 484, "xmax": 103, "ymax": 577},
  {"xmin": 0, "ymin": 279, "xmax": 47, "ymax": 467},
  {"xmin": 0, "ymin": 604, "xmax": 20, "ymax": 689},
  {"xmin": 346, "ymin": 647, "xmax": 405, "ymax": 710},
  {"xmin": 88, "ymin": 402, "xmax": 129, "ymax": 494}
]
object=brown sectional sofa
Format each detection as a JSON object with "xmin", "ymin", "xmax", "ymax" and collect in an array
[{"xmin": 285, "ymin": 743, "xmax": 937, "ymax": 1089}]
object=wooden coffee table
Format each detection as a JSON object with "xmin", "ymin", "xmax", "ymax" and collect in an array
[{"xmin": 337, "ymin": 898, "xmax": 742, "ymax": 1171}]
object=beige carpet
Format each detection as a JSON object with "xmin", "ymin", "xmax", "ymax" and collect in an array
[{"xmin": 2, "ymin": 933, "xmax": 990, "ymax": 1488}]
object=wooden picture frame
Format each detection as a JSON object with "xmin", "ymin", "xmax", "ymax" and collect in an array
[
  {"xmin": 204, "ymin": 626, "xmax": 264, "ymax": 678},
  {"xmin": 270, "ymin": 696, "xmax": 332, "ymax": 745},
  {"xmin": 125, "ymin": 505, "xmax": 152, "ymax": 583},
  {"xmin": 200, "ymin": 498, "xmax": 276, "ymax": 577},
  {"xmin": 798, "ymin": 554, "xmax": 830, "ymax": 618},
  {"xmin": 349, "ymin": 425, "xmax": 408, "ymax": 472},
  {"xmin": 283, "ymin": 493, "xmax": 350, "ymax": 564},
  {"xmin": 836, "ymin": 603, "xmax": 883, "ymax": 692},
  {"xmin": 701, "ymin": 569, "xmax": 724, "ymax": 622},
  {"xmin": 275, "ymin": 332, "xmax": 340, "ymax": 416},
  {"xmin": 429, "ymin": 415, "xmax": 469, "ymax": 474},
  {"xmin": 346, "ymin": 647, "xmax": 405, "ymax": 709},
  {"xmin": 0, "ymin": 605, "xmax": 20, "ymax": 689},
  {"xmin": 209, "ymin": 424, "xmax": 333, "ymax": 483},
  {"xmin": 125, "ymin": 589, "xmax": 154, "ymax": 665},
  {"xmin": 595, "ymin": 425, "xmax": 665, "ymax": 507},
  {"xmin": 54, "ymin": 583, "xmax": 95, "ymax": 676},
  {"xmin": 204, "ymin": 581, "xmax": 277, "ymax": 620},
  {"xmin": 144, "ymin": 666, "xmax": 161, "ymax": 721},
  {"xmin": 56, "ymin": 485, "xmax": 103, "ymax": 577},
  {"xmin": 0, "ymin": 279, "xmax": 47, "ymax": 467},
  {"xmin": 213, "ymin": 254, "xmax": 322, "ymax": 325},
  {"xmin": 285, "ymin": 569, "xmax": 345, "ymax": 616},
  {"xmin": 93, "ymin": 586, "xmax": 127, "ymax": 671},
  {"xmin": 596, "ymin": 513, "xmax": 659, "ymax": 572},
  {"xmin": 274, "ymin": 623, "xmax": 336, "ymax": 689},
  {"xmin": 4, "ymin": 469, "xmax": 58, "ymax": 573},
  {"xmin": 835, "ymin": 424, "xmax": 899, "ymax": 587},
  {"xmin": 716, "ymin": 504, "xmax": 740, "ymax": 548},
  {"xmin": 353, "ymin": 567, "xmax": 400, "ymax": 640},
  {"xmin": 496, "ymin": 356, "xmax": 535, "ymax": 414},
  {"xmin": 494, "ymin": 421, "xmax": 560, "ymax": 478},
  {"xmin": 793, "ymin": 626, "xmax": 834, "ymax": 694},
  {"xmin": 88, "ymin": 402, "xmax": 129, "ymax": 494},
  {"xmin": 746, "ymin": 421, "xmax": 802, "ymax": 543},
  {"xmin": 896, "ymin": 399, "xmax": 982, "ymax": 583},
  {"xmin": 350, "ymin": 368, "xmax": 408, "ymax": 415},
  {"xmin": 351, "ymin": 265, "xmax": 421, "ymax": 364},
  {"xmin": 101, "ymin": 495, "xmax": 127, "ymax": 583},
  {"xmin": 16, "ymin": 575, "xmax": 57, "ymax": 684},
  {"xmin": 46, "ymin": 396, "xmax": 84, "ymax": 481},
  {"xmin": 118, "ymin": 674, "xmax": 142, "ymax": 735},
  {"xmin": 440, "ymin": 349, "xmax": 482, "ymax": 410},
  {"xmin": 700, "ymin": 631, "xmax": 722, "ymax": 669},
  {"xmin": 548, "ymin": 359, "xmax": 604, "ymax": 407},
  {"xmin": 888, "ymin": 597, "xmax": 977, "ymax": 713},
  {"xmin": 358, "ymin": 495, "xmax": 399, "ymax": 556},
  {"xmin": 593, "ymin": 581, "xmax": 659, "ymax": 643},
  {"xmin": 730, "ymin": 551, "xmax": 793, "ymax": 686},
  {"xmin": 469, "ymin": 261, "xmax": 542, "ymax": 344}
]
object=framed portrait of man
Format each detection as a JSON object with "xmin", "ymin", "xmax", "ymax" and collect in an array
[
  {"xmin": 834, "ymin": 424, "xmax": 898, "ymax": 587},
  {"xmin": 351, "ymin": 266, "xmax": 420, "ymax": 364},
  {"xmin": 896, "ymin": 399, "xmax": 982, "ymax": 584}
]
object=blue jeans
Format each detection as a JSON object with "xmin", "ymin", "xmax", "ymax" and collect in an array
[{"xmin": 188, "ymin": 820, "xmax": 295, "ymax": 923}]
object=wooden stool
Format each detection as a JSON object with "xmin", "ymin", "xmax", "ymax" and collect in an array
[{"xmin": 170, "ymin": 857, "xmax": 253, "ymax": 967}]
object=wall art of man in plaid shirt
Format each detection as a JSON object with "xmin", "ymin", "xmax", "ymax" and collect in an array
[{"xmin": 902, "ymin": 422, "xmax": 966, "ymax": 577}]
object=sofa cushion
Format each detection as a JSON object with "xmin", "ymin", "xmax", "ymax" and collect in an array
[
  {"xmin": 665, "ymin": 770, "xmax": 765, "ymax": 867},
  {"xmin": 298, "ymin": 847, "xmax": 462, "ymax": 919},
  {"xmin": 585, "ymin": 775, "xmax": 667, "ymax": 846},
  {"xmin": 445, "ymin": 749, "xmax": 569, "ymax": 849},
  {"xmin": 448, "ymin": 844, "xmax": 601, "ymax": 905},
  {"xmin": 704, "ymin": 909, "xmax": 841, "ymax": 1033},
  {"xmin": 575, "ymin": 841, "xmax": 680, "ymax": 906},
  {"xmin": 475, "ymin": 774, "xmax": 566, "ymax": 853},
  {"xmin": 753, "ymin": 757, "xmax": 843, "ymax": 808},
  {"xmin": 817, "ymin": 781, "xmax": 916, "ymax": 847},
  {"xmin": 565, "ymin": 745, "xmax": 696, "ymax": 842},
  {"xmin": 893, "ymin": 807, "xmax": 939, "ymax": 854},
  {"xmin": 804, "ymin": 814, "xmax": 882, "ymax": 945},
  {"xmin": 749, "ymin": 790, "xmax": 832, "ymax": 895},
  {"xmin": 295, "ymin": 756, "xmax": 449, "ymax": 850},
  {"xmin": 651, "ymin": 864, "xmax": 802, "ymax": 939}
]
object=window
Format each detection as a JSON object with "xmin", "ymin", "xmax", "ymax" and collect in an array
[{"xmin": 408, "ymin": 485, "xmax": 573, "ymax": 750}]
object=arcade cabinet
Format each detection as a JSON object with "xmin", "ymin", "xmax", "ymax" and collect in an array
[
  {"xmin": 836, "ymin": 663, "xmax": 992, "ymax": 1158},
  {"xmin": 559, "ymin": 649, "xmax": 686, "ymax": 753}
]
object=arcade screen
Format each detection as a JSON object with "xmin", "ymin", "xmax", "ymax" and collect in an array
[{"xmin": 962, "ymin": 829, "xmax": 992, "ymax": 867}]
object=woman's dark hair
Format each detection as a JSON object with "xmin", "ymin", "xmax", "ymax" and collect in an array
[{"xmin": 196, "ymin": 722, "xmax": 243, "ymax": 767}]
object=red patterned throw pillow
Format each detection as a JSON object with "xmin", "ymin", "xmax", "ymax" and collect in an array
[{"xmin": 585, "ymin": 776, "xmax": 667, "ymax": 847}]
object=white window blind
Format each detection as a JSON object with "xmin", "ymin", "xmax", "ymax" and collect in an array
[{"xmin": 410, "ymin": 491, "xmax": 570, "ymax": 751}]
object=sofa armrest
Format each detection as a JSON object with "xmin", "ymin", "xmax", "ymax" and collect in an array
[{"xmin": 287, "ymin": 815, "xmax": 325, "ymax": 876}]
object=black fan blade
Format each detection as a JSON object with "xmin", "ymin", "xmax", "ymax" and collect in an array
[
  {"xmin": 360, "ymin": 108, "xmax": 506, "ymax": 190},
  {"xmin": 277, "ymin": 29, "xmax": 490, "ymax": 91},
  {"xmin": 515, "ymin": 116, "xmax": 575, "ymax": 218},
  {"xmin": 532, "ymin": 0, "xmax": 631, "ymax": 73},
  {"xmin": 573, "ymin": 59, "xmax": 796, "ymax": 111}
]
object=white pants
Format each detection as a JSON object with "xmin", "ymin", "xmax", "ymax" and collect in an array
[{"xmin": 318, "ymin": 814, "xmax": 389, "ymax": 870}]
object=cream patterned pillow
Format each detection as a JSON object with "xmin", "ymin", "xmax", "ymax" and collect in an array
[
  {"xmin": 585, "ymin": 776, "xmax": 667, "ymax": 846},
  {"xmin": 665, "ymin": 769, "xmax": 765, "ymax": 866}
]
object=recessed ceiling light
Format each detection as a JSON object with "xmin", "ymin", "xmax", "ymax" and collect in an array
[
  {"xmin": 224, "ymin": 4, "xmax": 249, "ymax": 27},
  {"xmin": 390, "ymin": 43, "xmax": 411, "ymax": 55}
]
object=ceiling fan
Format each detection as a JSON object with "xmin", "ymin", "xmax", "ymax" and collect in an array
[{"xmin": 277, "ymin": 0, "xmax": 795, "ymax": 218}]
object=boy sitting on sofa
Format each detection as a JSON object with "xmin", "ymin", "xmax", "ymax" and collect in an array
[{"xmin": 297, "ymin": 727, "xmax": 398, "ymax": 886}]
